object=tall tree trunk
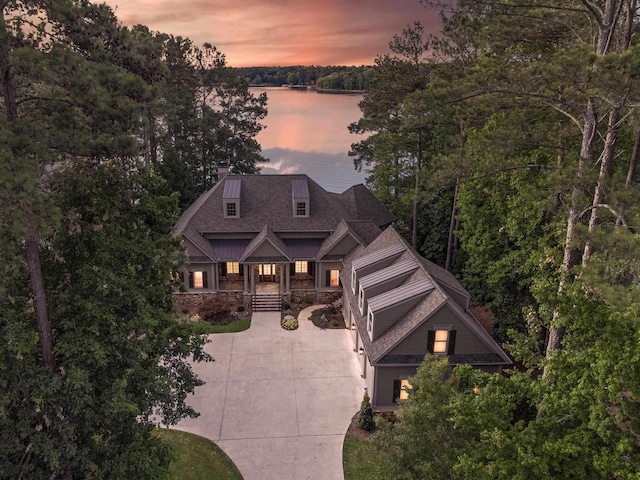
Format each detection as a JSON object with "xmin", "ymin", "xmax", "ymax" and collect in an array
[
  {"xmin": 1, "ymin": 7, "xmax": 55, "ymax": 370},
  {"xmin": 545, "ymin": 100, "xmax": 596, "ymax": 357},
  {"xmin": 582, "ymin": 107, "xmax": 619, "ymax": 265},
  {"xmin": 445, "ymin": 178, "xmax": 459, "ymax": 271},
  {"xmin": 412, "ymin": 135, "xmax": 422, "ymax": 249},
  {"xmin": 616, "ymin": 127, "xmax": 640, "ymax": 227},
  {"xmin": 25, "ymin": 227, "xmax": 55, "ymax": 369}
]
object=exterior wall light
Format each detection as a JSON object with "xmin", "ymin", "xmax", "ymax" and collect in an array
[{"xmin": 358, "ymin": 347, "xmax": 364, "ymax": 355}]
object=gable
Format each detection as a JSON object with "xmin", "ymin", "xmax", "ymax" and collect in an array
[{"xmin": 325, "ymin": 232, "xmax": 359, "ymax": 257}]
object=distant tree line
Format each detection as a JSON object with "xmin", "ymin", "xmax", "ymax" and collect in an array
[{"xmin": 234, "ymin": 65, "xmax": 374, "ymax": 91}]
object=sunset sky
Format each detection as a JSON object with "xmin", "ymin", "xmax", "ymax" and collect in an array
[{"xmin": 101, "ymin": 0, "xmax": 443, "ymax": 67}]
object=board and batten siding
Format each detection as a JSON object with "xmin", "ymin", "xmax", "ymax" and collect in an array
[
  {"xmin": 387, "ymin": 304, "xmax": 495, "ymax": 356},
  {"xmin": 373, "ymin": 366, "xmax": 418, "ymax": 408},
  {"xmin": 316, "ymin": 261, "xmax": 342, "ymax": 288}
]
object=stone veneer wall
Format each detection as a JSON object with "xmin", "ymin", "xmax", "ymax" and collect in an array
[
  {"xmin": 173, "ymin": 291, "xmax": 252, "ymax": 312},
  {"xmin": 173, "ymin": 289, "xmax": 340, "ymax": 312}
]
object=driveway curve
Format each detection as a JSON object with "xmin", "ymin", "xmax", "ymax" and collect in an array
[{"xmin": 174, "ymin": 306, "xmax": 365, "ymax": 480}]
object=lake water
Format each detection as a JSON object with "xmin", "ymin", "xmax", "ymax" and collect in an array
[{"xmin": 253, "ymin": 87, "xmax": 368, "ymax": 193}]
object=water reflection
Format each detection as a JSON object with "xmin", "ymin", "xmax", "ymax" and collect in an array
[{"xmin": 254, "ymin": 87, "xmax": 368, "ymax": 192}]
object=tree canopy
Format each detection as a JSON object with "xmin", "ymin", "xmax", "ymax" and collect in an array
[
  {"xmin": 0, "ymin": 0, "xmax": 271, "ymax": 476},
  {"xmin": 358, "ymin": 1, "xmax": 640, "ymax": 477}
]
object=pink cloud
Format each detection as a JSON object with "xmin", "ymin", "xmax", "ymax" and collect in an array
[{"xmin": 103, "ymin": 0, "xmax": 443, "ymax": 66}]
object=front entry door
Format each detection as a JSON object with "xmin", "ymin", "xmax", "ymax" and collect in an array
[{"xmin": 257, "ymin": 263, "xmax": 277, "ymax": 282}]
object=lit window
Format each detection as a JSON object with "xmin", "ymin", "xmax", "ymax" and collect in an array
[
  {"xmin": 193, "ymin": 271, "xmax": 204, "ymax": 288},
  {"xmin": 433, "ymin": 329, "xmax": 449, "ymax": 354},
  {"xmin": 227, "ymin": 261, "xmax": 239, "ymax": 274},
  {"xmin": 399, "ymin": 379, "xmax": 412, "ymax": 400},
  {"xmin": 259, "ymin": 264, "xmax": 273, "ymax": 275},
  {"xmin": 296, "ymin": 202, "xmax": 306, "ymax": 216},
  {"xmin": 295, "ymin": 260, "xmax": 308, "ymax": 273},
  {"xmin": 329, "ymin": 269, "xmax": 340, "ymax": 287},
  {"xmin": 226, "ymin": 202, "xmax": 237, "ymax": 217}
]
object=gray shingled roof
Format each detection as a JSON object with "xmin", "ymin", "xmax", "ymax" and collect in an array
[
  {"xmin": 338, "ymin": 184, "xmax": 396, "ymax": 227},
  {"xmin": 174, "ymin": 175, "xmax": 392, "ymax": 236},
  {"xmin": 316, "ymin": 219, "xmax": 360, "ymax": 260},
  {"xmin": 341, "ymin": 226, "xmax": 511, "ymax": 366}
]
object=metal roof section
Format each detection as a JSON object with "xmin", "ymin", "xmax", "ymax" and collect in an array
[
  {"xmin": 292, "ymin": 178, "xmax": 310, "ymax": 198},
  {"xmin": 209, "ymin": 239, "xmax": 251, "ymax": 260},
  {"xmin": 222, "ymin": 178, "xmax": 241, "ymax": 199},
  {"xmin": 359, "ymin": 259, "xmax": 419, "ymax": 290},
  {"xmin": 352, "ymin": 243, "xmax": 405, "ymax": 271},
  {"xmin": 282, "ymin": 238, "xmax": 324, "ymax": 259},
  {"xmin": 368, "ymin": 278, "xmax": 435, "ymax": 313}
]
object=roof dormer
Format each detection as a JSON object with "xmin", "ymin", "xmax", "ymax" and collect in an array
[
  {"xmin": 292, "ymin": 178, "xmax": 309, "ymax": 218},
  {"xmin": 223, "ymin": 178, "xmax": 241, "ymax": 218}
]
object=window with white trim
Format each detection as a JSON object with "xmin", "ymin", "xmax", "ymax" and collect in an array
[
  {"xmin": 225, "ymin": 201, "xmax": 238, "ymax": 218},
  {"xmin": 367, "ymin": 309, "xmax": 374, "ymax": 335},
  {"xmin": 296, "ymin": 201, "xmax": 306, "ymax": 216},
  {"xmin": 226, "ymin": 261, "xmax": 239, "ymax": 274},
  {"xmin": 358, "ymin": 287, "xmax": 364, "ymax": 314},
  {"xmin": 351, "ymin": 268, "xmax": 357, "ymax": 294},
  {"xmin": 295, "ymin": 260, "xmax": 308, "ymax": 274}
]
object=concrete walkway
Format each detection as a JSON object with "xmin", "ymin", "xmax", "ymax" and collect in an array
[{"xmin": 174, "ymin": 306, "xmax": 365, "ymax": 480}]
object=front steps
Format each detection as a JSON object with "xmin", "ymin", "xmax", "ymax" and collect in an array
[{"xmin": 252, "ymin": 293, "xmax": 282, "ymax": 312}]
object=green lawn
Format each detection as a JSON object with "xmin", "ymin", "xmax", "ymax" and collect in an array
[
  {"xmin": 155, "ymin": 428, "xmax": 243, "ymax": 480},
  {"xmin": 342, "ymin": 433, "xmax": 392, "ymax": 480},
  {"xmin": 197, "ymin": 318, "xmax": 251, "ymax": 334}
]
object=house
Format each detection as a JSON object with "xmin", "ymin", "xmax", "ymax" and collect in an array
[
  {"xmin": 341, "ymin": 226, "xmax": 512, "ymax": 409},
  {"xmin": 173, "ymin": 165, "xmax": 394, "ymax": 309}
]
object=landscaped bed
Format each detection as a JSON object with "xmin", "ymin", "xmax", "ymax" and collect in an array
[{"xmin": 308, "ymin": 304, "xmax": 345, "ymax": 329}]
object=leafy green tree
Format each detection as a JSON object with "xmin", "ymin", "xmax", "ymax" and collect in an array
[{"xmin": 0, "ymin": 2, "xmax": 210, "ymax": 477}]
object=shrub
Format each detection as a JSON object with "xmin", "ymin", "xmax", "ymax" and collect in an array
[
  {"xmin": 358, "ymin": 391, "xmax": 375, "ymax": 431},
  {"xmin": 199, "ymin": 297, "xmax": 231, "ymax": 323},
  {"xmin": 281, "ymin": 316, "xmax": 298, "ymax": 330},
  {"xmin": 237, "ymin": 305, "xmax": 245, "ymax": 312},
  {"xmin": 331, "ymin": 318, "xmax": 339, "ymax": 327},
  {"xmin": 283, "ymin": 303, "xmax": 291, "ymax": 310}
]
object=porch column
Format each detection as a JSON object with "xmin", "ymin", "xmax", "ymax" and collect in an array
[
  {"xmin": 285, "ymin": 264, "xmax": 290, "ymax": 293},
  {"xmin": 250, "ymin": 265, "xmax": 256, "ymax": 294},
  {"xmin": 279, "ymin": 264, "xmax": 284, "ymax": 293},
  {"xmin": 243, "ymin": 264, "xmax": 249, "ymax": 293},
  {"xmin": 212, "ymin": 263, "xmax": 219, "ymax": 290},
  {"xmin": 315, "ymin": 262, "xmax": 320, "ymax": 289}
]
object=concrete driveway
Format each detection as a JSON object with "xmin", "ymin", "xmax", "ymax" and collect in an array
[{"xmin": 174, "ymin": 306, "xmax": 365, "ymax": 480}]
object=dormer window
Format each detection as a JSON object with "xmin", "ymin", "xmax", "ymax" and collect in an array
[
  {"xmin": 367, "ymin": 308, "xmax": 374, "ymax": 338},
  {"xmin": 292, "ymin": 178, "xmax": 310, "ymax": 218},
  {"xmin": 225, "ymin": 201, "xmax": 238, "ymax": 218},
  {"xmin": 223, "ymin": 178, "xmax": 241, "ymax": 218}
]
